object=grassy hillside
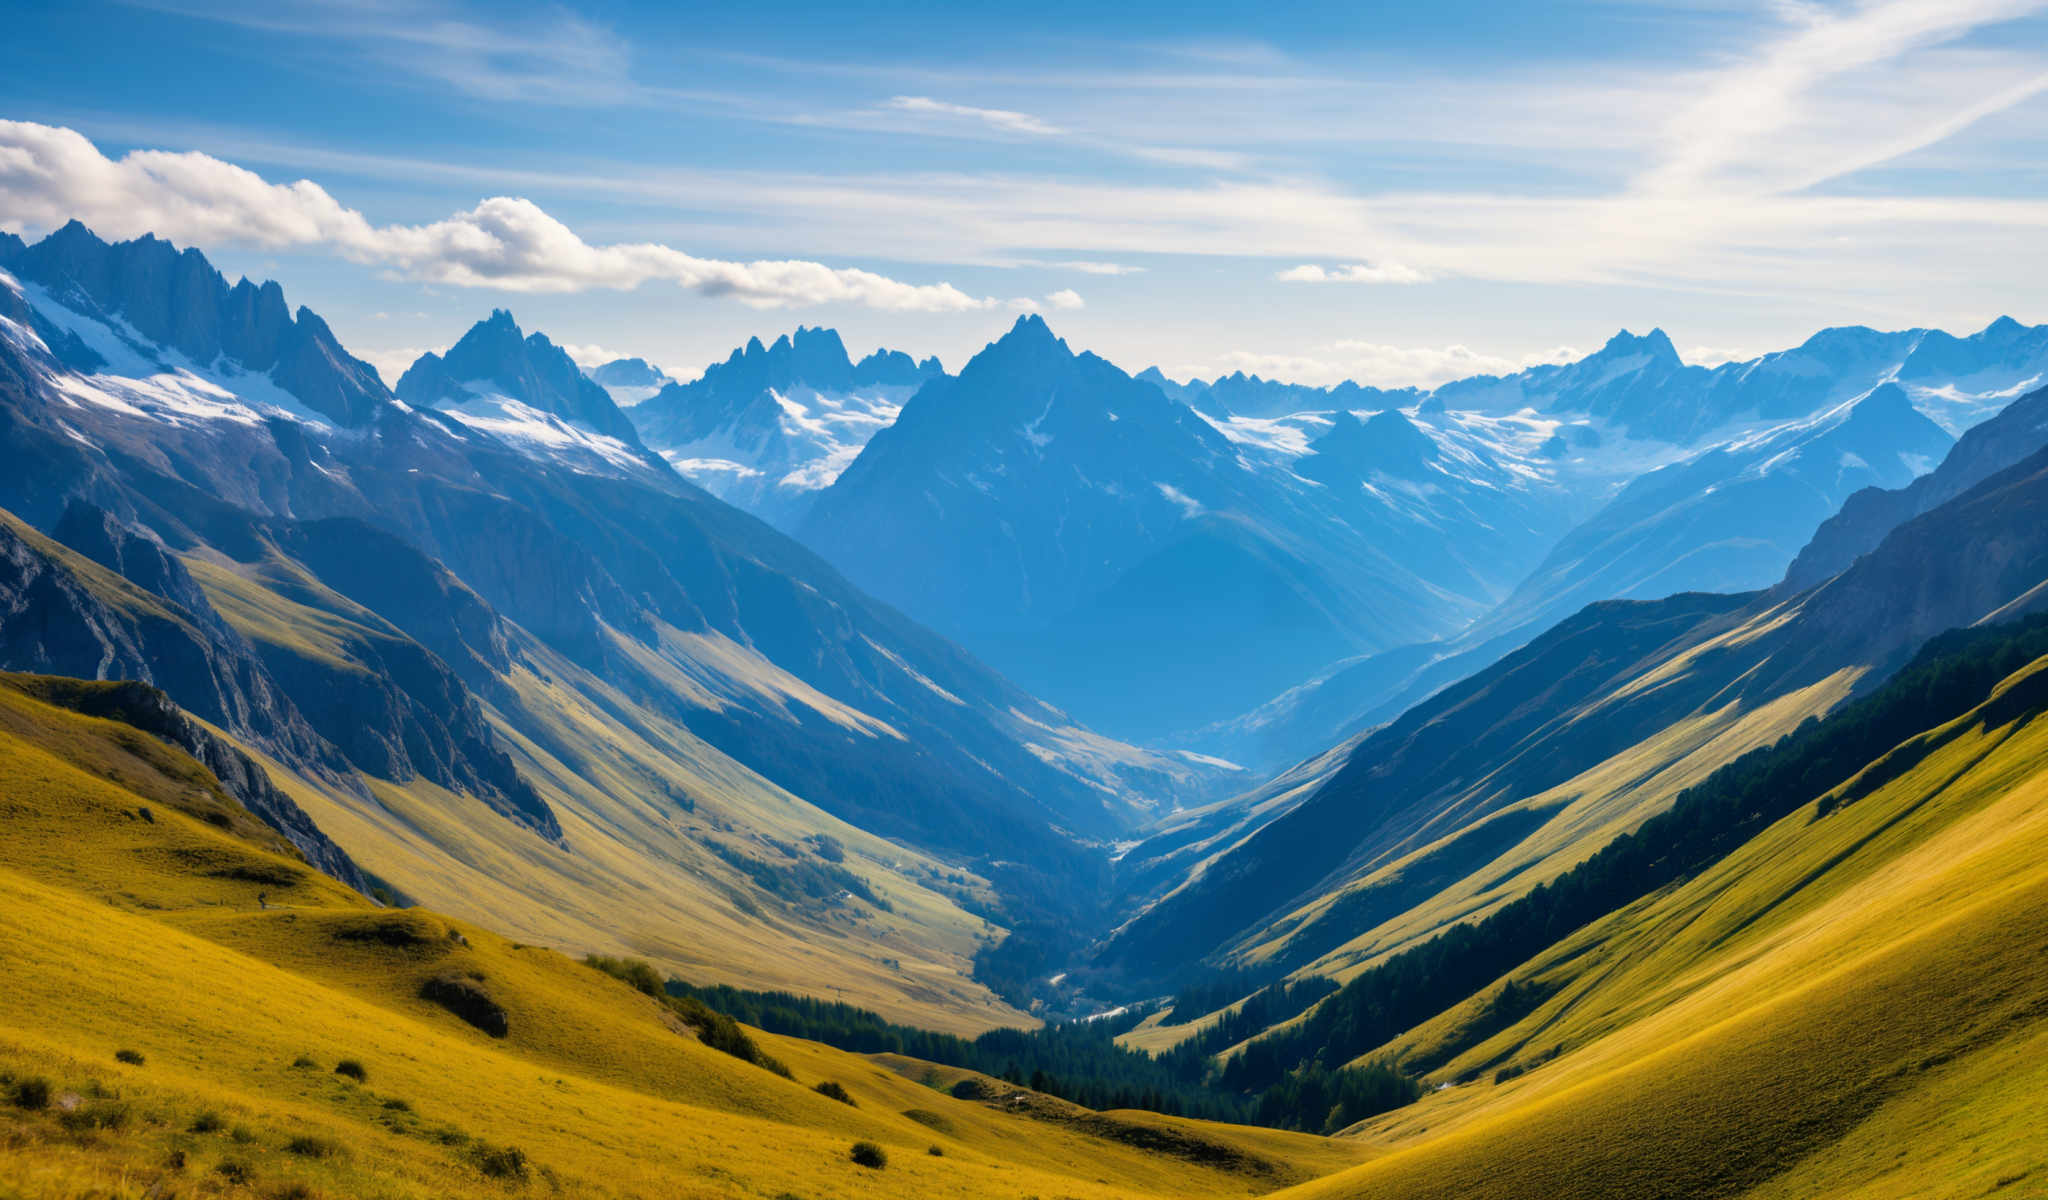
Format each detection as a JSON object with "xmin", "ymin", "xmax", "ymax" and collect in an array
[
  {"xmin": 1268, "ymin": 647, "xmax": 2048, "ymax": 1200},
  {"xmin": 0, "ymin": 670, "xmax": 1370, "ymax": 1199},
  {"xmin": 185, "ymin": 549, "xmax": 1023, "ymax": 1033}
]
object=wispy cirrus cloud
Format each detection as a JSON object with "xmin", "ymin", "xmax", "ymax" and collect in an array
[
  {"xmin": 1275, "ymin": 261, "xmax": 1431, "ymax": 284},
  {"xmin": 0, "ymin": 121, "xmax": 1013, "ymax": 312},
  {"xmin": 1639, "ymin": 0, "xmax": 2048, "ymax": 198},
  {"xmin": 882, "ymin": 95, "xmax": 1064, "ymax": 137}
]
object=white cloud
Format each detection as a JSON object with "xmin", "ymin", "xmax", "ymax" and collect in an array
[
  {"xmin": 884, "ymin": 96, "xmax": 1064, "ymax": 137},
  {"xmin": 49, "ymin": 0, "xmax": 2048, "ymax": 332},
  {"xmin": 560, "ymin": 342, "xmax": 624, "ymax": 367},
  {"xmin": 1683, "ymin": 344, "xmax": 1759, "ymax": 367},
  {"xmin": 1641, "ymin": 0, "xmax": 2048, "ymax": 198},
  {"xmin": 0, "ymin": 121, "xmax": 1000, "ymax": 311},
  {"xmin": 1049, "ymin": 260, "xmax": 1144, "ymax": 276},
  {"xmin": 1011, "ymin": 289, "xmax": 1086, "ymax": 313},
  {"xmin": 1276, "ymin": 261, "xmax": 1432, "ymax": 284},
  {"xmin": 1122, "ymin": 144, "xmax": 1257, "ymax": 170},
  {"xmin": 1206, "ymin": 342, "xmax": 1581, "ymax": 389}
]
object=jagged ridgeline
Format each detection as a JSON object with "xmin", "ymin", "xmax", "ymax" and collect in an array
[
  {"xmin": 0, "ymin": 222, "xmax": 1221, "ymax": 1033},
  {"xmin": 3, "ymin": 212, "xmax": 2048, "ymax": 1200}
]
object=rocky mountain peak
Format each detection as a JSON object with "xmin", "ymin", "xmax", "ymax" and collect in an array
[
  {"xmin": 0, "ymin": 222, "xmax": 391, "ymax": 426},
  {"xmin": 396, "ymin": 310, "xmax": 640, "ymax": 443},
  {"xmin": 1595, "ymin": 326, "xmax": 1681, "ymax": 365}
]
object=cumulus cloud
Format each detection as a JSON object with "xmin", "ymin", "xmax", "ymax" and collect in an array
[
  {"xmin": 1275, "ymin": 261, "xmax": 1431, "ymax": 285},
  {"xmin": 0, "ymin": 120, "xmax": 1000, "ymax": 312},
  {"xmin": 884, "ymin": 96, "xmax": 1064, "ymax": 137},
  {"xmin": 1011, "ymin": 289, "xmax": 1088, "ymax": 313},
  {"xmin": 559, "ymin": 342, "xmax": 625, "ymax": 367},
  {"xmin": 1207, "ymin": 341, "xmax": 1581, "ymax": 389}
]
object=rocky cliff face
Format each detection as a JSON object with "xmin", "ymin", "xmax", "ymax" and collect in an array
[
  {"xmin": 0, "ymin": 221, "xmax": 390, "ymax": 425},
  {"xmin": 397, "ymin": 309, "xmax": 644, "ymax": 444}
]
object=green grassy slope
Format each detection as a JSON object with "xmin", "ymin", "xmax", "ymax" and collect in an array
[
  {"xmin": 0, "ymin": 670, "xmax": 1368, "ymax": 1199},
  {"xmin": 184, "ymin": 549, "xmax": 1022, "ymax": 1033},
  {"xmin": 1272, "ymin": 652, "xmax": 2048, "ymax": 1200}
]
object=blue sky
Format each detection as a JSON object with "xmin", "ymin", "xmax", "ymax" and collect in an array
[{"xmin": 4, "ymin": 0, "xmax": 2046, "ymax": 388}]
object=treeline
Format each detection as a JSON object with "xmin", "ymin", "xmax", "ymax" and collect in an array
[
  {"xmin": 673, "ymin": 979, "xmax": 1249, "ymax": 1121},
  {"xmin": 1220, "ymin": 611, "xmax": 2048, "ymax": 1093},
  {"xmin": 1158, "ymin": 969, "xmax": 1269, "ymax": 1026},
  {"xmin": 1180, "ymin": 974, "xmax": 1338, "ymax": 1048},
  {"xmin": 670, "ymin": 977, "xmax": 1417, "ymax": 1131}
]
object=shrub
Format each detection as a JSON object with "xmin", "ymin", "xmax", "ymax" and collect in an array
[
  {"xmin": 8, "ymin": 1076, "xmax": 51, "ymax": 1110},
  {"xmin": 419, "ymin": 974, "xmax": 509, "ymax": 1038},
  {"xmin": 285, "ymin": 1134, "xmax": 344, "ymax": 1159},
  {"xmin": 927, "ymin": 1144, "xmax": 945, "ymax": 1157},
  {"xmin": 114, "ymin": 1048, "xmax": 145, "ymax": 1066},
  {"xmin": 190, "ymin": 1111, "xmax": 227, "ymax": 1134},
  {"xmin": 813, "ymin": 1081, "xmax": 856, "ymax": 1106},
  {"xmin": 333, "ymin": 1059, "xmax": 367, "ymax": 1082},
  {"xmin": 269, "ymin": 1184, "xmax": 316, "ymax": 1200},
  {"xmin": 290, "ymin": 1055, "xmax": 317, "ymax": 1070},
  {"xmin": 849, "ymin": 1140, "xmax": 887, "ymax": 1169},
  {"xmin": 231, "ymin": 1125, "xmax": 258, "ymax": 1144},
  {"xmin": 381, "ymin": 1097, "xmax": 413, "ymax": 1112},
  {"xmin": 331, "ymin": 912, "xmax": 440, "ymax": 946},
  {"xmin": 215, "ymin": 1161, "xmax": 254, "ymax": 1185},
  {"xmin": 471, "ymin": 1142, "xmax": 529, "ymax": 1179},
  {"xmin": 583, "ymin": 955, "xmax": 664, "ymax": 998}
]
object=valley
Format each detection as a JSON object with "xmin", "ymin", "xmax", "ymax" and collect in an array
[{"xmin": 1, "ymin": 180, "xmax": 2046, "ymax": 1196}]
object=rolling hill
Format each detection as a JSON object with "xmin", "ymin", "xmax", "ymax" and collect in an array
[{"xmin": 0, "ymin": 670, "xmax": 1372, "ymax": 1199}]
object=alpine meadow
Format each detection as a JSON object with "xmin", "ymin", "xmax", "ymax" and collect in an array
[{"xmin": 2, "ymin": 2, "xmax": 2047, "ymax": 1198}]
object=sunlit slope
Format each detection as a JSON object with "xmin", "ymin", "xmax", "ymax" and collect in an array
[
  {"xmin": 1275, "ymin": 654, "xmax": 2048, "ymax": 1200},
  {"xmin": 1125, "ymin": 441, "xmax": 2048, "ymax": 1020},
  {"xmin": 1248, "ymin": 646, "xmax": 1861, "ymax": 987},
  {"xmin": 0, "ymin": 673, "xmax": 1364, "ymax": 1199},
  {"xmin": 187, "ymin": 548, "xmax": 1018, "ymax": 1032}
]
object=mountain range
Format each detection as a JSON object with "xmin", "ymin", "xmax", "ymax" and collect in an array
[
  {"xmin": 774, "ymin": 315, "xmax": 2040, "ymax": 752},
  {"xmin": 628, "ymin": 325, "xmax": 942, "ymax": 528},
  {"xmin": 0, "ymin": 222, "xmax": 1221, "ymax": 1027},
  {"xmin": 3, "ymin": 216, "xmax": 2047, "ymax": 1200}
]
